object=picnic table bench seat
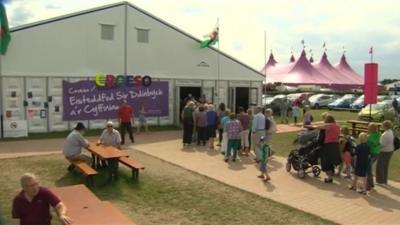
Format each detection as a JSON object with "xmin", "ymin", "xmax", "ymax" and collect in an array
[
  {"xmin": 118, "ymin": 156, "xmax": 145, "ymax": 180},
  {"xmin": 69, "ymin": 160, "xmax": 98, "ymax": 185}
]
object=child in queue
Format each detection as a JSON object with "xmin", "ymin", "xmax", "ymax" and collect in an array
[{"xmin": 348, "ymin": 132, "xmax": 371, "ymax": 195}]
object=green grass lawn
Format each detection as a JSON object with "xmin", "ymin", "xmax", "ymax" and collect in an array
[
  {"xmin": 1, "ymin": 125, "xmax": 180, "ymax": 142},
  {"xmin": 274, "ymin": 109, "xmax": 359, "ymax": 125},
  {"xmin": 0, "ymin": 152, "xmax": 335, "ymax": 225}
]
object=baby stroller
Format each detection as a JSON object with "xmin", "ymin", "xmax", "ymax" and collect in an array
[{"xmin": 286, "ymin": 129, "xmax": 321, "ymax": 179}]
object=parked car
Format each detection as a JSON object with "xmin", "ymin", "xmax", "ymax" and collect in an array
[
  {"xmin": 265, "ymin": 94, "xmax": 286, "ymax": 105},
  {"xmin": 358, "ymin": 103, "xmax": 395, "ymax": 122},
  {"xmin": 350, "ymin": 95, "xmax": 364, "ymax": 111},
  {"xmin": 308, "ymin": 94, "xmax": 337, "ymax": 109},
  {"xmin": 351, "ymin": 95, "xmax": 392, "ymax": 111},
  {"xmin": 275, "ymin": 85, "xmax": 299, "ymax": 92},
  {"xmin": 265, "ymin": 94, "xmax": 291, "ymax": 116},
  {"xmin": 287, "ymin": 93, "xmax": 303, "ymax": 103},
  {"xmin": 327, "ymin": 96, "xmax": 356, "ymax": 110}
]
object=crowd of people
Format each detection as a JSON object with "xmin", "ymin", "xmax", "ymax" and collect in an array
[
  {"xmin": 181, "ymin": 99, "xmax": 278, "ymax": 182},
  {"xmin": 306, "ymin": 113, "xmax": 396, "ymax": 194},
  {"xmin": 181, "ymin": 94, "xmax": 398, "ymax": 190}
]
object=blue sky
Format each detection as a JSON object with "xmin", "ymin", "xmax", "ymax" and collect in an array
[{"xmin": 4, "ymin": 0, "xmax": 400, "ymax": 79}]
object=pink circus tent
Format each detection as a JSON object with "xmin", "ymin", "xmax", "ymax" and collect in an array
[{"xmin": 261, "ymin": 50, "xmax": 364, "ymax": 90}]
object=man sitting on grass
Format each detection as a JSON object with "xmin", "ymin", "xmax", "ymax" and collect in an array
[
  {"xmin": 12, "ymin": 173, "xmax": 72, "ymax": 225},
  {"xmin": 63, "ymin": 122, "xmax": 90, "ymax": 171}
]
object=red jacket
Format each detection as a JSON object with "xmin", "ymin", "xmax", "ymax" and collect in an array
[{"xmin": 118, "ymin": 105, "xmax": 134, "ymax": 123}]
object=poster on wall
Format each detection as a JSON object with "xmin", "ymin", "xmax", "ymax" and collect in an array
[
  {"xmin": 62, "ymin": 80, "xmax": 169, "ymax": 121},
  {"xmin": 4, "ymin": 120, "xmax": 28, "ymax": 138}
]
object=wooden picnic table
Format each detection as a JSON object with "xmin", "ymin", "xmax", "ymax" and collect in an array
[
  {"xmin": 87, "ymin": 143, "xmax": 129, "ymax": 180},
  {"xmin": 346, "ymin": 120, "xmax": 383, "ymax": 136},
  {"xmin": 50, "ymin": 185, "xmax": 135, "ymax": 225}
]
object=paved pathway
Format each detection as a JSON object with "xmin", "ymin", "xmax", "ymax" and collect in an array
[
  {"xmin": 1, "ymin": 128, "xmax": 400, "ymax": 225},
  {"xmin": 128, "ymin": 132, "xmax": 400, "ymax": 225}
]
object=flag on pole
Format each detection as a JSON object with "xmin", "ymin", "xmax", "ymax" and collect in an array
[
  {"xmin": 369, "ymin": 46, "xmax": 373, "ymax": 54},
  {"xmin": 200, "ymin": 26, "xmax": 218, "ymax": 48},
  {"xmin": 0, "ymin": 2, "xmax": 11, "ymax": 55}
]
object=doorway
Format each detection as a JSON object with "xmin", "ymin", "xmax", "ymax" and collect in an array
[
  {"xmin": 179, "ymin": 86, "xmax": 201, "ymax": 118},
  {"xmin": 235, "ymin": 87, "xmax": 249, "ymax": 113}
]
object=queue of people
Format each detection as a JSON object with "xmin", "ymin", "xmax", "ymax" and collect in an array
[
  {"xmin": 306, "ymin": 111, "xmax": 396, "ymax": 195},
  {"xmin": 180, "ymin": 100, "xmax": 277, "ymax": 182}
]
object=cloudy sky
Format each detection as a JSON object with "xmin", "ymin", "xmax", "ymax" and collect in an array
[{"xmin": 3, "ymin": 0, "xmax": 400, "ymax": 79}]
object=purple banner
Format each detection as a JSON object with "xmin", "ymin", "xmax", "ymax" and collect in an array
[{"xmin": 63, "ymin": 80, "xmax": 169, "ymax": 121}]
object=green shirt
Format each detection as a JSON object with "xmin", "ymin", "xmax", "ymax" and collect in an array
[
  {"xmin": 260, "ymin": 144, "xmax": 270, "ymax": 162},
  {"xmin": 182, "ymin": 107, "xmax": 194, "ymax": 119},
  {"xmin": 367, "ymin": 131, "xmax": 381, "ymax": 156}
]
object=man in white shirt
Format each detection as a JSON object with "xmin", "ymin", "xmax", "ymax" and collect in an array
[
  {"xmin": 98, "ymin": 121, "xmax": 122, "ymax": 149},
  {"xmin": 376, "ymin": 120, "xmax": 395, "ymax": 184},
  {"xmin": 96, "ymin": 121, "xmax": 122, "ymax": 168},
  {"xmin": 252, "ymin": 107, "xmax": 265, "ymax": 162}
]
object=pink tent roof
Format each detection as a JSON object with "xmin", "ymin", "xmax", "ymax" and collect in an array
[
  {"xmin": 289, "ymin": 54, "xmax": 296, "ymax": 63},
  {"xmin": 260, "ymin": 53, "xmax": 278, "ymax": 75},
  {"xmin": 265, "ymin": 50, "xmax": 336, "ymax": 85},
  {"xmin": 313, "ymin": 52, "xmax": 354, "ymax": 85},
  {"xmin": 260, "ymin": 50, "xmax": 364, "ymax": 89},
  {"xmin": 334, "ymin": 54, "xmax": 364, "ymax": 85}
]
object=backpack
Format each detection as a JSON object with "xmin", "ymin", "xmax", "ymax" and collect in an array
[{"xmin": 394, "ymin": 136, "xmax": 400, "ymax": 151}]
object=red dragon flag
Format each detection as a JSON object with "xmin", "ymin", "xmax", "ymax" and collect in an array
[{"xmin": 200, "ymin": 26, "xmax": 219, "ymax": 48}]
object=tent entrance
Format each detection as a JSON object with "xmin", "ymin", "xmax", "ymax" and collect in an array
[
  {"xmin": 229, "ymin": 87, "xmax": 250, "ymax": 113},
  {"xmin": 179, "ymin": 86, "xmax": 201, "ymax": 120}
]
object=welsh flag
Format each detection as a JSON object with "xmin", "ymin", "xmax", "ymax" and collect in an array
[
  {"xmin": 200, "ymin": 26, "xmax": 218, "ymax": 48},
  {"xmin": 0, "ymin": 3, "xmax": 11, "ymax": 55}
]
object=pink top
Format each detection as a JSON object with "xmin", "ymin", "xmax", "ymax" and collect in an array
[{"xmin": 324, "ymin": 123, "xmax": 340, "ymax": 144}]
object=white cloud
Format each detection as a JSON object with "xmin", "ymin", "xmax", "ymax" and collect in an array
[{"xmin": 4, "ymin": 0, "xmax": 400, "ymax": 78}]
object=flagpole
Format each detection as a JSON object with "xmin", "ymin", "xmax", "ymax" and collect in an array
[
  {"xmin": 263, "ymin": 30, "xmax": 267, "ymax": 100},
  {"xmin": 369, "ymin": 46, "xmax": 373, "ymax": 121},
  {"xmin": 370, "ymin": 47, "xmax": 373, "ymax": 63},
  {"xmin": 217, "ymin": 18, "xmax": 220, "ymax": 106}
]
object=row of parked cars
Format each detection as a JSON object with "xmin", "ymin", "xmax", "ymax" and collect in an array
[{"xmin": 263, "ymin": 93, "xmax": 400, "ymax": 122}]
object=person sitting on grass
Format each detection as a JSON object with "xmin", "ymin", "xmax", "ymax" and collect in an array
[
  {"xmin": 348, "ymin": 132, "xmax": 371, "ymax": 195},
  {"xmin": 257, "ymin": 136, "xmax": 271, "ymax": 182},
  {"xmin": 63, "ymin": 122, "xmax": 90, "ymax": 172},
  {"xmin": 12, "ymin": 173, "xmax": 72, "ymax": 225}
]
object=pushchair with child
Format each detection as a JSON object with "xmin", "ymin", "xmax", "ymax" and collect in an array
[{"xmin": 286, "ymin": 129, "xmax": 322, "ymax": 179}]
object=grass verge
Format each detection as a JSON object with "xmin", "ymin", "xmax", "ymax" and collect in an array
[
  {"xmin": 0, "ymin": 152, "xmax": 335, "ymax": 225},
  {"xmin": 1, "ymin": 125, "xmax": 180, "ymax": 142}
]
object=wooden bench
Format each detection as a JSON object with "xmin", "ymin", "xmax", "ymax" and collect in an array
[
  {"xmin": 118, "ymin": 157, "xmax": 145, "ymax": 180},
  {"xmin": 347, "ymin": 120, "xmax": 383, "ymax": 136},
  {"xmin": 70, "ymin": 160, "xmax": 98, "ymax": 185},
  {"xmin": 349, "ymin": 127, "xmax": 368, "ymax": 135}
]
